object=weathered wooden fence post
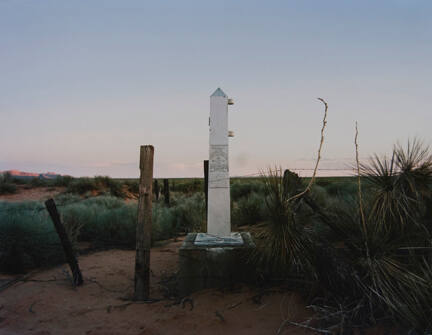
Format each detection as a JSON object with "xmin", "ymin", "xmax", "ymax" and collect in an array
[
  {"xmin": 153, "ymin": 179, "xmax": 160, "ymax": 200},
  {"xmin": 45, "ymin": 198, "xmax": 83, "ymax": 286},
  {"xmin": 163, "ymin": 179, "xmax": 170, "ymax": 206},
  {"xmin": 134, "ymin": 145, "xmax": 154, "ymax": 301},
  {"xmin": 203, "ymin": 160, "xmax": 209, "ymax": 217}
]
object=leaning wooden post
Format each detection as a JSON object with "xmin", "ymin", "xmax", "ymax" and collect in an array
[
  {"xmin": 203, "ymin": 160, "xmax": 209, "ymax": 217},
  {"xmin": 134, "ymin": 145, "xmax": 154, "ymax": 301},
  {"xmin": 45, "ymin": 198, "xmax": 83, "ymax": 286},
  {"xmin": 163, "ymin": 179, "xmax": 170, "ymax": 206}
]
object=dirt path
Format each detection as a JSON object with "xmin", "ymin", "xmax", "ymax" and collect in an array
[
  {"xmin": 0, "ymin": 186, "xmax": 65, "ymax": 203},
  {"xmin": 0, "ymin": 238, "xmax": 312, "ymax": 335}
]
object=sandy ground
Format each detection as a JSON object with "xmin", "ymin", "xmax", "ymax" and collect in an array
[
  {"xmin": 0, "ymin": 238, "xmax": 314, "ymax": 335},
  {"xmin": 0, "ymin": 186, "xmax": 65, "ymax": 203},
  {"xmin": 0, "ymin": 189, "xmax": 396, "ymax": 334}
]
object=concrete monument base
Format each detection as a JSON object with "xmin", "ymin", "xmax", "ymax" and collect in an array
[{"xmin": 178, "ymin": 232, "xmax": 256, "ymax": 296}]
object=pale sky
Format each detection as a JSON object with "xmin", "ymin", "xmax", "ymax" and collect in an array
[{"xmin": 1, "ymin": 0, "xmax": 431, "ymax": 178}]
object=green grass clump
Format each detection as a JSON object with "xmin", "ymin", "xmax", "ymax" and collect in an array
[
  {"xmin": 232, "ymin": 192, "xmax": 265, "ymax": 227},
  {"xmin": 0, "ymin": 201, "xmax": 63, "ymax": 273},
  {"xmin": 230, "ymin": 181, "xmax": 265, "ymax": 201}
]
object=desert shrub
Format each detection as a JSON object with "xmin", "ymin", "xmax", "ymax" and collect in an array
[
  {"xmin": 30, "ymin": 177, "xmax": 49, "ymax": 187},
  {"xmin": 107, "ymin": 179, "xmax": 126, "ymax": 198},
  {"xmin": 94, "ymin": 176, "xmax": 111, "ymax": 187},
  {"xmin": 2, "ymin": 172, "xmax": 12, "ymax": 183},
  {"xmin": 53, "ymin": 193, "xmax": 83, "ymax": 205},
  {"xmin": 1, "ymin": 173, "xmax": 17, "ymax": 194},
  {"xmin": 94, "ymin": 176, "xmax": 122, "ymax": 193},
  {"xmin": 67, "ymin": 177, "xmax": 98, "ymax": 194},
  {"xmin": 171, "ymin": 179, "xmax": 203, "ymax": 194},
  {"xmin": 152, "ymin": 204, "xmax": 176, "ymax": 241},
  {"xmin": 0, "ymin": 180, "xmax": 17, "ymax": 194},
  {"xmin": 313, "ymin": 199, "xmax": 432, "ymax": 332},
  {"xmin": 231, "ymin": 181, "xmax": 265, "ymax": 201},
  {"xmin": 66, "ymin": 176, "xmax": 127, "ymax": 198},
  {"xmin": 125, "ymin": 180, "xmax": 139, "ymax": 194},
  {"xmin": 52, "ymin": 175, "xmax": 74, "ymax": 187},
  {"xmin": 11, "ymin": 177, "xmax": 27, "ymax": 185},
  {"xmin": 0, "ymin": 201, "xmax": 64, "ymax": 273},
  {"xmin": 324, "ymin": 181, "xmax": 358, "ymax": 198},
  {"xmin": 59, "ymin": 196, "xmax": 135, "ymax": 246},
  {"xmin": 308, "ymin": 139, "xmax": 432, "ymax": 332},
  {"xmin": 59, "ymin": 193, "xmax": 204, "ymax": 247},
  {"xmin": 232, "ymin": 192, "xmax": 265, "ymax": 227},
  {"xmin": 169, "ymin": 193, "xmax": 206, "ymax": 233},
  {"xmin": 84, "ymin": 203, "xmax": 137, "ymax": 245},
  {"xmin": 0, "ymin": 191, "xmax": 207, "ymax": 272}
]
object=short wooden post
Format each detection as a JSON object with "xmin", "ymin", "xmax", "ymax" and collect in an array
[
  {"xmin": 134, "ymin": 145, "xmax": 154, "ymax": 301},
  {"xmin": 45, "ymin": 198, "xmax": 83, "ymax": 286},
  {"xmin": 163, "ymin": 179, "xmax": 170, "ymax": 206},
  {"xmin": 204, "ymin": 160, "xmax": 209, "ymax": 217},
  {"xmin": 153, "ymin": 179, "xmax": 160, "ymax": 200}
]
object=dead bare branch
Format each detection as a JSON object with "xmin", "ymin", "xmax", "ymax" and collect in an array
[{"xmin": 288, "ymin": 98, "xmax": 328, "ymax": 202}]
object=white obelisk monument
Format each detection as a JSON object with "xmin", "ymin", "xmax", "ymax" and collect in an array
[
  {"xmin": 207, "ymin": 88, "xmax": 232, "ymax": 236},
  {"xmin": 178, "ymin": 89, "xmax": 252, "ymax": 295}
]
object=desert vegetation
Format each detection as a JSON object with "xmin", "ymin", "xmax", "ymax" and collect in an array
[
  {"xmin": 254, "ymin": 138, "xmax": 432, "ymax": 333},
  {"xmin": 1, "ymin": 139, "xmax": 432, "ymax": 333},
  {"xmin": 0, "ymin": 172, "xmax": 17, "ymax": 195}
]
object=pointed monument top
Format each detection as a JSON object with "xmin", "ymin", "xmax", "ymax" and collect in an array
[{"xmin": 211, "ymin": 88, "xmax": 227, "ymax": 98}]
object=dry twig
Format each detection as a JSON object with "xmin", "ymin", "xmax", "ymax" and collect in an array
[
  {"xmin": 86, "ymin": 278, "xmax": 130, "ymax": 294},
  {"xmin": 288, "ymin": 98, "xmax": 328, "ymax": 202}
]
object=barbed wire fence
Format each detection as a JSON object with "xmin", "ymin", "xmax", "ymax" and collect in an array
[{"xmin": 0, "ymin": 166, "xmax": 357, "ymax": 213}]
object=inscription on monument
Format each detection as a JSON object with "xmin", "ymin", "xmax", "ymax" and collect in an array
[
  {"xmin": 209, "ymin": 145, "xmax": 228, "ymax": 172},
  {"xmin": 209, "ymin": 145, "xmax": 229, "ymax": 188}
]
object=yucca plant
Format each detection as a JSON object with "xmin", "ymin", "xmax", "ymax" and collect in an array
[
  {"xmin": 313, "ymin": 138, "xmax": 432, "ymax": 332},
  {"xmin": 360, "ymin": 138, "xmax": 432, "ymax": 233},
  {"xmin": 251, "ymin": 168, "xmax": 317, "ymax": 276},
  {"xmin": 251, "ymin": 98, "xmax": 329, "ymax": 277},
  {"xmin": 311, "ymin": 196, "xmax": 432, "ymax": 332}
]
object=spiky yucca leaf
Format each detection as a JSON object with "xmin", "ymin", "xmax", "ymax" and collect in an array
[
  {"xmin": 321, "ymin": 198, "xmax": 432, "ymax": 331},
  {"xmin": 251, "ymin": 168, "xmax": 316, "ymax": 276},
  {"xmin": 360, "ymin": 139, "xmax": 432, "ymax": 233},
  {"xmin": 394, "ymin": 139, "xmax": 432, "ymax": 201}
]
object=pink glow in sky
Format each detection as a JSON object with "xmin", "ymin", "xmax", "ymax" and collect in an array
[{"xmin": 1, "ymin": 1, "xmax": 431, "ymax": 178}]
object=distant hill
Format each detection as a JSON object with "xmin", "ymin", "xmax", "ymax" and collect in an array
[{"xmin": 0, "ymin": 170, "xmax": 61, "ymax": 180}]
